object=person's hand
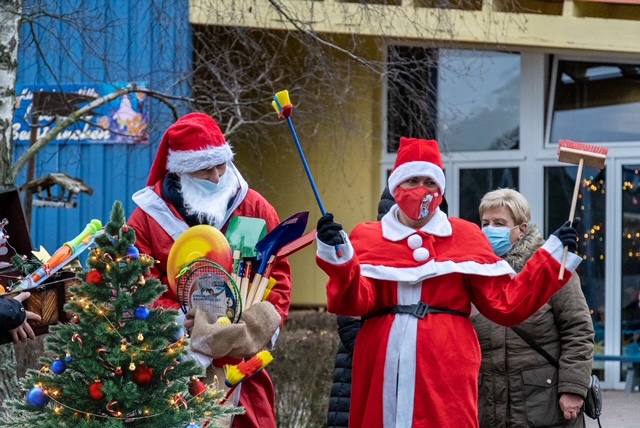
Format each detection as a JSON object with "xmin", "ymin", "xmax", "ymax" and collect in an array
[
  {"xmin": 183, "ymin": 317, "xmax": 195, "ymax": 335},
  {"xmin": 552, "ymin": 218, "xmax": 580, "ymax": 252},
  {"xmin": 8, "ymin": 292, "xmax": 41, "ymax": 343},
  {"xmin": 559, "ymin": 393, "xmax": 584, "ymax": 421},
  {"xmin": 317, "ymin": 213, "xmax": 344, "ymax": 246}
]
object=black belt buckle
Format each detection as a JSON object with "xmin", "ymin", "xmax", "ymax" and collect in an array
[{"xmin": 413, "ymin": 301, "xmax": 429, "ymax": 319}]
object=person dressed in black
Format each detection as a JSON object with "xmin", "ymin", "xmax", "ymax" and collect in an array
[{"xmin": 327, "ymin": 315, "xmax": 362, "ymax": 428}]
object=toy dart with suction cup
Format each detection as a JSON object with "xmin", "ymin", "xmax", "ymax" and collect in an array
[{"xmin": 12, "ymin": 219, "xmax": 103, "ymax": 292}]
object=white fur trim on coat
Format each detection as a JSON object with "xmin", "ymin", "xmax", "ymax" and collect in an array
[
  {"xmin": 388, "ymin": 161, "xmax": 446, "ymax": 194},
  {"xmin": 167, "ymin": 144, "xmax": 234, "ymax": 174}
]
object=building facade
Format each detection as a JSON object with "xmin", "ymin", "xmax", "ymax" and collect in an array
[{"xmin": 192, "ymin": 0, "xmax": 640, "ymax": 389}]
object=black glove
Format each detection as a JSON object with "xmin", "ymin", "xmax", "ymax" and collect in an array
[
  {"xmin": 317, "ymin": 213, "xmax": 345, "ymax": 246},
  {"xmin": 552, "ymin": 217, "xmax": 580, "ymax": 253}
]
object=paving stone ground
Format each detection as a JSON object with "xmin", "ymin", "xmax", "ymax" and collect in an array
[{"xmin": 585, "ymin": 390, "xmax": 639, "ymax": 428}]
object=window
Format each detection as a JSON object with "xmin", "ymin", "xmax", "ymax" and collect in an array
[
  {"xmin": 387, "ymin": 46, "xmax": 438, "ymax": 153},
  {"xmin": 547, "ymin": 59, "xmax": 640, "ymax": 145},
  {"xmin": 458, "ymin": 168, "xmax": 519, "ymax": 224},
  {"xmin": 621, "ymin": 165, "xmax": 640, "ymax": 381},
  {"xmin": 544, "ymin": 165, "xmax": 606, "ymax": 377},
  {"xmin": 386, "ymin": 46, "xmax": 520, "ymax": 153},
  {"xmin": 436, "ymin": 50, "xmax": 520, "ymax": 152}
]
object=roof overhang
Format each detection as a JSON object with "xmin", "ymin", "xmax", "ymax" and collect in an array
[{"xmin": 190, "ymin": 0, "xmax": 640, "ymax": 56}]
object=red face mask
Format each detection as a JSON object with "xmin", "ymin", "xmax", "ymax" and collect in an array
[{"xmin": 394, "ymin": 186, "xmax": 443, "ymax": 221}]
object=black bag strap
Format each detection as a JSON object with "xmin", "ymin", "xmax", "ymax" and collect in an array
[
  {"xmin": 513, "ymin": 327, "xmax": 602, "ymax": 426},
  {"xmin": 511, "ymin": 326, "xmax": 559, "ymax": 368}
]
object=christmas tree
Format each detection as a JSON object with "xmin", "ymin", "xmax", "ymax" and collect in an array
[{"xmin": 1, "ymin": 201, "xmax": 241, "ymax": 427}]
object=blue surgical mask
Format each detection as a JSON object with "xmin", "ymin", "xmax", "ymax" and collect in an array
[
  {"xmin": 191, "ymin": 176, "xmax": 220, "ymax": 193},
  {"xmin": 181, "ymin": 172, "xmax": 231, "ymax": 196},
  {"xmin": 482, "ymin": 226, "xmax": 517, "ymax": 256}
]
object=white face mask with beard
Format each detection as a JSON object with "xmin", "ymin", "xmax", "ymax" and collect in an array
[{"xmin": 179, "ymin": 170, "xmax": 239, "ymax": 229}]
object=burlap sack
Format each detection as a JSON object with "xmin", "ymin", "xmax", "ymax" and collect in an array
[{"xmin": 190, "ymin": 301, "xmax": 281, "ymax": 360}]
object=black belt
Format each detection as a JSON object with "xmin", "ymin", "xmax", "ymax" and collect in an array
[{"xmin": 364, "ymin": 301, "xmax": 468, "ymax": 321}]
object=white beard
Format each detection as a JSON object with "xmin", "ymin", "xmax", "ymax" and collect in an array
[{"xmin": 179, "ymin": 171, "xmax": 239, "ymax": 229}]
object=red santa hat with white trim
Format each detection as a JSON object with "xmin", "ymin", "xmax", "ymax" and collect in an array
[
  {"xmin": 388, "ymin": 137, "xmax": 445, "ymax": 195},
  {"xmin": 147, "ymin": 112, "xmax": 234, "ymax": 185}
]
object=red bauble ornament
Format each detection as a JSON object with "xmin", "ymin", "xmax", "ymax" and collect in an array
[
  {"xmin": 89, "ymin": 381, "xmax": 106, "ymax": 400},
  {"xmin": 122, "ymin": 225, "xmax": 129, "ymax": 233},
  {"xmin": 73, "ymin": 315, "xmax": 80, "ymax": 324},
  {"xmin": 132, "ymin": 365, "xmax": 154, "ymax": 385},
  {"xmin": 114, "ymin": 366, "xmax": 123, "ymax": 377},
  {"xmin": 188, "ymin": 378, "xmax": 207, "ymax": 397},
  {"xmin": 87, "ymin": 270, "xmax": 103, "ymax": 285}
]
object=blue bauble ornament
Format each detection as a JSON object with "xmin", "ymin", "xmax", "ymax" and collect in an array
[
  {"xmin": 127, "ymin": 246, "xmax": 140, "ymax": 259},
  {"xmin": 26, "ymin": 387, "xmax": 50, "ymax": 409},
  {"xmin": 65, "ymin": 355, "xmax": 74, "ymax": 364},
  {"xmin": 134, "ymin": 306, "xmax": 150, "ymax": 320},
  {"xmin": 185, "ymin": 423, "xmax": 200, "ymax": 428},
  {"xmin": 172, "ymin": 325, "xmax": 187, "ymax": 342},
  {"xmin": 51, "ymin": 359, "xmax": 67, "ymax": 375}
]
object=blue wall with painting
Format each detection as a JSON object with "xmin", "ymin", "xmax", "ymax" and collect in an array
[{"xmin": 14, "ymin": 0, "xmax": 192, "ymax": 253}]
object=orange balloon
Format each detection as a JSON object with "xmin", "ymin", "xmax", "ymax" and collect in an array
[{"xmin": 167, "ymin": 225, "xmax": 233, "ymax": 295}]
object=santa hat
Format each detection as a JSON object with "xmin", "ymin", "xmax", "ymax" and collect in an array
[
  {"xmin": 147, "ymin": 113, "xmax": 234, "ymax": 185},
  {"xmin": 388, "ymin": 137, "xmax": 445, "ymax": 195}
]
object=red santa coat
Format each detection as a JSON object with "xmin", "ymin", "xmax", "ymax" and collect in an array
[
  {"xmin": 316, "ymin": 206, "xmax": 580, "ymax": 428},
  {"xmin": 129, "ymin": 178, "xmax": 292, "ymax": 428}
]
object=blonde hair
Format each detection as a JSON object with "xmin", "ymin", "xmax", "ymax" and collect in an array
[{"xmin": 478, "ymin": 188, "xmax": 531, "ymax": 225}]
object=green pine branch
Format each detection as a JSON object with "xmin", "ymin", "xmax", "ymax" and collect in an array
[{"xmin": 10, "ymin": 253, "xmax": 43, "ymax": 275}]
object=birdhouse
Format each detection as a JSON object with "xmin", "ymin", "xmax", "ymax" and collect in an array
[{"xmin": 21, "ymin": 173, "xmax": 94, "ymax": 208}]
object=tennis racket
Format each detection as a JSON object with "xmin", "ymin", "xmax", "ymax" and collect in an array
[{"xmin": 175, "ymin": 258, "xmax": 242, "ymax": 323}]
